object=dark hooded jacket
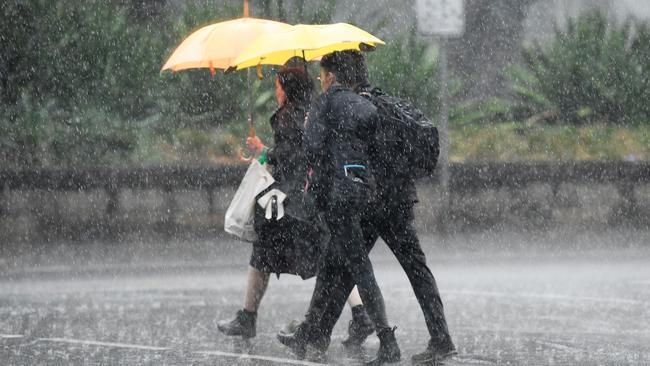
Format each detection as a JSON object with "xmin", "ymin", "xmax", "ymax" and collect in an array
[{"xmin": 303, "ymin": 84, "xmax": 377, "ymax": 209}]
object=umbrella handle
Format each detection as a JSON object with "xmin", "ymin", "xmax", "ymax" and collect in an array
[
  {"xmin": 248, "ymin": 118, "xmax": 256, "ymax": 138},
  {"xmin": 237, "ymin": 146, "xmax": 254, "ymax": 163},
  {"xmin": 238, "ymin": 117, "xmax": 256, "ymax": 162}
]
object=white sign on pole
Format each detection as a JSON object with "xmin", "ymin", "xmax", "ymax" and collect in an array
[{"xmin": 415, "ymin": 0, "xmax": 465, "ymax": 36}]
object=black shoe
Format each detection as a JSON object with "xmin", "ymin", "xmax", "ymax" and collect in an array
[
  {"xmin": 277, "ymin": 322, "xmax": 308, "ymax": 359},
  {"xmin": 365, "ymin": 326, "xmax": 401, "ymax": 365},
  {"xmin": 343, "ymin": 305, "xmax": 375, "ymax": 347},
  {"xmin": 217, "ymin": 309, "xmax": 256, "ymax": 339},
  {"xmin": 411, "ymin": 338, "xmax": 457, "ymax": 365}
]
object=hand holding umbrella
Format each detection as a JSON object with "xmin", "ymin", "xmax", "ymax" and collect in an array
[{"xmin": 246, "ymin": 135, "xmax": 266, "ymax": 157}]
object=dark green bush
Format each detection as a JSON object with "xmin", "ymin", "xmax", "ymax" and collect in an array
[
  {"xmin": 512, "ymin": 10, "xmax": 650, "ymax": 124},
  {"xmin": 0, "ymin": 1, "xmax": 272, "ymax": 167}
]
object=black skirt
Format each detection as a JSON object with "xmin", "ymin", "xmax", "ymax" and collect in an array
[{"xmin": 249, "ymin": 184, "xmax": 325, "ymax": 279}]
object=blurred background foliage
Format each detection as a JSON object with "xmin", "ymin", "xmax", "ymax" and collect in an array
[
  {"xmin": 0, "ymin": 2, "xmax": 648, "ymax": 168},
  {"xmin": 509, "ymin": 10, "xmax": 650, "ymax": 125}
]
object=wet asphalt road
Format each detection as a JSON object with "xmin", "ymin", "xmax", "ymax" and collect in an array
[{"xmin": 1, "ymin": 233, "xmax": 649, "ymax": 365}]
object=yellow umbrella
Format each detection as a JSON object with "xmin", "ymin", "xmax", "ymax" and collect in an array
[
  {"xmin": 160, "ymin": 1, "xmax": 292, "ymax": 156},
  {"xmin": 233, "ymin": 23, "xmax": 385, "ymax": 70},
  {"xmin": 161, "ymin": 2, "xmax": 291, "ymax": 74}
]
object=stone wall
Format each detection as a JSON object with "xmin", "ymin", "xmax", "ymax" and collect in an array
[{"xmin": 1, "ymin": 163, "xmax": 648, "ymax": 244}]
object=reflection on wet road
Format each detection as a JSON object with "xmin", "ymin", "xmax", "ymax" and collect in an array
[{"xmin": 1, "ymin": 238, "xmax": 649, "ymax": 365}]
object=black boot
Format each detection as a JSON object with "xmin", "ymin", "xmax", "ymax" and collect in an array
[
  {"xmin": 342, "ymin": 305, "xmax": 375, "ymax": 347},
  {"xmin": 277, "ymin": 321, "xmax": 309, "ymax": 359},
  {"xmin": 278, "ymin": 319, "xmax": 302, "ymax": 337},
  {"xmin": 217, "ymin": 309, "xmax": 256, "ymax": 339},
  {"xmin": 365, "ymin": 326, "xmax": 401, "ymax": 365},
  {"xmin": 411, "ymin": 337, "xmax": 457, "ymax": 365}
]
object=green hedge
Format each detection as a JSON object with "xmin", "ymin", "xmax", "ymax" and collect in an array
[
  {"xmin": 2, "ymin": 3, "xmax": 648, "ymax": 167},
  {"xmin": 511, "ymin": 10, "xmax": 650, "ymax": 125}
]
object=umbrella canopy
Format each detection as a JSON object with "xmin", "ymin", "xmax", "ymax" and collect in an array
[
  {"xmin": 160, "ymin": 1, "xmax": 292, "ymax": 144},
  {"xmin": 232, "ymin": 23, "xmax": 385, "ymax": 70},
  {"xmin": 161, "ymin": 17, "xmax": 292, "ymax": 74}
]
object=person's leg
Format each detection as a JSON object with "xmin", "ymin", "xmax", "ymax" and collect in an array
[
  {"xmin": 279, "ymin": 249, "xmax": 377, "ymax": 344},
  {"xmin": 347, "ymin": 286, "xmax": 363, "ymax": 307},
  {"xmin": 280, "ymin": 202, "xmax": 367, "ymax": 357},
  {"xmin": 340, "ymin": 215, "xmax": 383, "ymax": 344},
  {"xmin": 307, "ymin": 208, "xmax": 393, "ymax": 350},
  {"xmin": 278, "ymin": 256, "xmax": 350, "ymax": 360},
  {"xmin": 218, "ymin": 246, "xmax": 272, "ymax": 339},
  {"xmin": 314, "ymin": 206, "xmax": 400, "ymax": 365},
  {"xmin": 352, "ymin": 256, "xmax": 389, "ymax": 330},
  {"xmin": 380, "ymin": 202, "xmax": 455, "ymax": 363},
  {"xmin": 354, "ymin": 216, "xmax": 388, "ymax": 331},
  {"xmin": 244, "ymin": 266, "xmax": 271, "ymax": 312},
  {"xmin": 344, "ymin": 285, "xmax": 375, "ymax": 347}
]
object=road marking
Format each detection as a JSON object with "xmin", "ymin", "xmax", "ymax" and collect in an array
[
  {"xmin": 630, "ymin": 279, "xmax": 650, "ymax": 285},
  {"xmin": 0, "ymin": 334, "xmax": 24, "ymax": 339},
  {"xmin": 446, "ymin": 290, "xmax": 643, "ymax": 305},
  {"xmin": 452, "ymin": 326, "xmax": 650, "ymax": 338},
  {"xmin": 32, "ymin": 337, "xmax": 324, "ymax": 365},
  {"xmin": 535, "ymin": 340, "xmax": 582, "ymax": 353},
  {"xmin": 37, "ymin": 338, "xmax": 169, "ymax": 351},
  {"xmin": 451, "ymin": 355, "xmax": 498, "ymax": 364},
  {"xmin": 197, "ymin": 350, "xmax": 327, "ymax": 366}
]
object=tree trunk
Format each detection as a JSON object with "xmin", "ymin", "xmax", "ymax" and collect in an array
[{"xmin": 448, "ymin": 0, "xmax": 537, "ymax": 99}]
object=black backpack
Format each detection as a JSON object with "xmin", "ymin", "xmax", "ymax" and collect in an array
[{"xmin": 359, "ymin": 87, "xmax": 440, "ymax": 180}]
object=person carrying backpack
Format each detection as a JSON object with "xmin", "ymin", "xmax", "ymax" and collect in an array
[
  {"xmin": 349, "ymin": 50, "xmax": 457, "ymax": 365},
  {"xmin": 277, "ymin": 51, "xmax": 401, "ymax": 365},
  {"xmin": 286, "ymin": 50, "xmax": 454, "ymax": 364}
]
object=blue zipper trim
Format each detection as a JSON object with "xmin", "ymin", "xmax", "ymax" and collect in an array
[{"xmin": 343, "ymin": 164, "xmax": 366, "ymax": 176}]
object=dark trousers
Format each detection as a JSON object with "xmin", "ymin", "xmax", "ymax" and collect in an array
[
  {"xmin": 362, "ymin": 201, "xmax": 451, "ymax": 342},
  {"xmin": 302, "ymin": 199, "xmax": 389, "ymax": 349},
  {"xmin": 312, "ymin": 200, "xmax": 452, "ymax": 345}
]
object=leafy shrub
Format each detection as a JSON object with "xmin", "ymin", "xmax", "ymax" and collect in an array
[
  {"xmin": 0, "ymin": 0, "xmax": 277, "ymax": 167},
  {"xmin": 512, "ymin": 10, "xmax": 650, "ymax": 124},
  {"xmin": 450, "ymin": 122, "xmax": 650, "ymax": 161}
]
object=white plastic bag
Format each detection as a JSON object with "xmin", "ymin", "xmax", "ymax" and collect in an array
[{"xmin": 224, "ymin": 160, "xmax": 275, "ymax": 242}]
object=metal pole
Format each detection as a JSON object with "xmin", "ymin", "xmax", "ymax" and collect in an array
[
  {"xmin": 247, "ymin": 68, "xmax": 255, "ymax": 137},
  {"xmin": 438, "ymin": 36, "xmax": 450, "ymax": 233}
]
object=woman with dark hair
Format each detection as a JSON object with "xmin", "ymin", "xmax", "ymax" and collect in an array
[
  {"xmin": 218, "ymin": 66, "xmax": 375, "ymax": 343},
  {"xmin": 217, "ymin": 67, "xmax": 316, "ymax": 339}
]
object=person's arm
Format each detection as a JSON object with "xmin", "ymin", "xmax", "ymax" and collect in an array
[
  {"xmin": 245, "ymin": 136, "xmax": 270, "ymax": 164},
  {"xmin": 265, "ymin": 110, "xmax": 302, "ymax": 166}
]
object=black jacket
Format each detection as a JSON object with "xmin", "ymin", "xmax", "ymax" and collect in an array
[
  {"xmin": 304, "ymin": 84, "xmax": 377, "ymax": 207},
  {"xmin": 267, "ymin": 101, "xmax": 308, "ymax": 184},
  {"xmin": 262, "ymin": 101, "xmax": 310, "ymax": 221},
  {"xmin": 355, "ymin": 83, "xmax": 418, "ymax": 205}
]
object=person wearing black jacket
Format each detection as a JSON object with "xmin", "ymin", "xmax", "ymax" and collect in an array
[
  {"xmin": 217, "ymin": 67, "xmax": 322, "ymax": 339},
  {"xmin": 350, "ymin": 50, "xmax": 457, "ymax": 365},
  {"xmin": 278, "ymin": 52, "xmax": 400, "ymax": 365}
]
